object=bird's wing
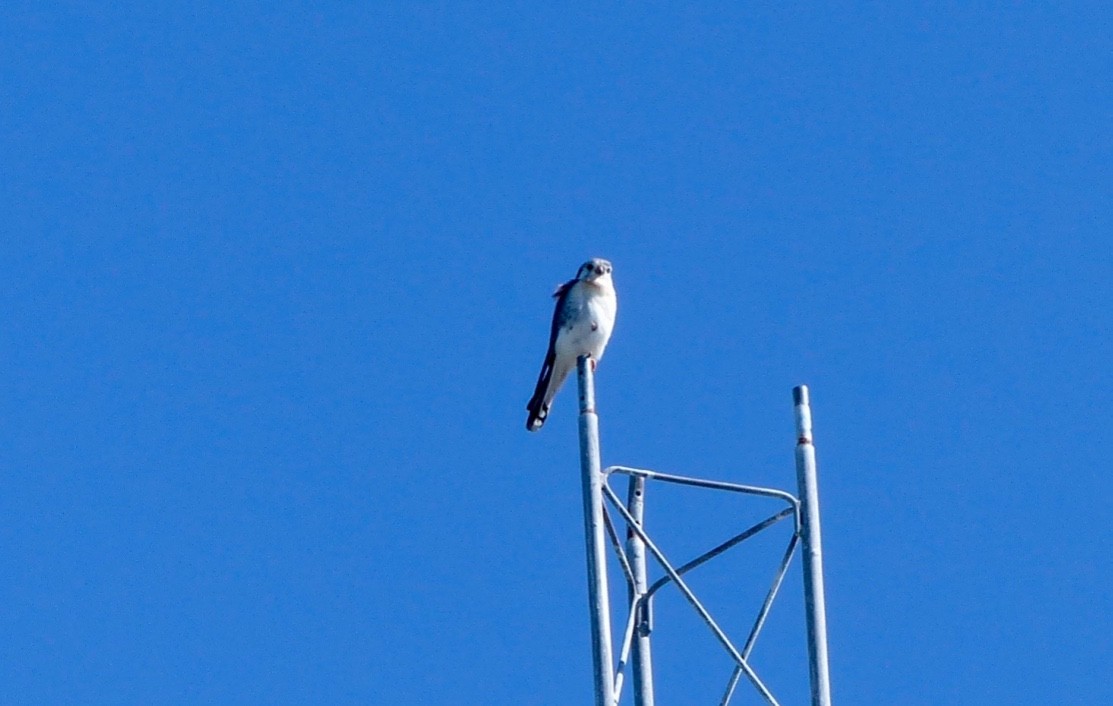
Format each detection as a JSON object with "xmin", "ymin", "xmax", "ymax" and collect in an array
[
  {"xmin": 548, "ymin": 277, "xmax": 580, "ymax": 345},
  {"xmin": 526, "ymin": 278, "xmax": 579, "ymax": 419}
]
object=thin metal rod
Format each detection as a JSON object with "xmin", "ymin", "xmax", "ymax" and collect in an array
[
  {"xmin": 606, "ymin": 466, "xmax": 800, "ymax": 508},
  {"xmin": 612, "ymin": 600, "xmax": 637, "ymax": 703},
  {"xmin": 603, "ymin": 485, "xmax": 780, "ymax": 706},
  {"xmin": 578, "ymin": 357, "xmax": 616, "ymax": 706},
  {"xmin": 626, "ymin": 475, "xmax": 655, "ymax": 706},
  {"xmin": 605, "ymin": 502, "xmax": 637, "ymax": 704},
  {"xmin": 722, "ymin": 532, "xmax": 801, "ymax": 706},
  {"xmin": 794, "ymin": 385, "xmax": 833, "ymax": 706},
  {"xmin": 742, "ymin": 532, "xmax": 800, "ymax": 658},
  {"xmin": 719, "ymin": 667, "xmax": 743, "ymax": 706},
  {"xmin": 644, "ymin": 508, "xmax": 795, "ymax": 601},
  {"xmin": 603, "ymin": 506, "xmax": 636, "ymax": 588}
]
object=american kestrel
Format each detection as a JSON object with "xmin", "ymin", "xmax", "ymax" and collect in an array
[{"xmin": 526, "ymin": 258, "xmax": 618, "ymax": 431}]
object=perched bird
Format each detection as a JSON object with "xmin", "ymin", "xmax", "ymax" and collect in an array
[{"xmin": 526, "ymin": 258, "xmax": 618, "ymax": 431}]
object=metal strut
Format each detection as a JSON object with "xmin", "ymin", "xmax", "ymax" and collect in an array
[
  {"xmin": 576, "ymin": 357, "xmax": 616, "ymax": 706},
  {"xmin": 574, "ymin": 362, "xmax": 832, "ymax": 705}
]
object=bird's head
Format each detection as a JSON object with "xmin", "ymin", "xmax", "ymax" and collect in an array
[{"xmin": 577, "ymin": 258, "xmax": 613, "ymax": 285}]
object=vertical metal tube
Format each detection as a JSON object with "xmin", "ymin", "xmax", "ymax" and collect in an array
[
  {"xmin": 793, "ymin": 385, "xmax": 833, "ymax": 706},
  {"xmin": 578, "ymin": 357, "xmax": 616, "ymax": 706},
  {"xmin": 626, "ymin": 475, "xmax": 655, "ymax": 706}
]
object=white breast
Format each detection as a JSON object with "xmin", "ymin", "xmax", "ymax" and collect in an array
[{"xmin": 556, "ymin": 278, "xmax": 617, "ymax": 362}]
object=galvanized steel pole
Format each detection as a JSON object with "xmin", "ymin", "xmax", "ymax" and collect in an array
[
  {"xmin": 626, "ymin": 475, "xmax": 655, "ymax": 706},
  {"xmin": 793, "ymin": 385, "xmax": 833, "ymax": 706},
  {"xmin": 578, "ymin": 357, "xmax": 616, "ymax": 706}
]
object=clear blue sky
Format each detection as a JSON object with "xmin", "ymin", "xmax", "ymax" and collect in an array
[{"xmin": 3, "ymin": 2, "xmax": 1110, "ymax": 704}]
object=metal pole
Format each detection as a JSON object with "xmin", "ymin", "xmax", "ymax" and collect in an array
[
  {"xmin": 793, "ymin": 385, "xmax": 833, "ymax": 706},
  {"xmin": 578, "ymin": 356, "xmax": 616, "ymax": 706},
  {"xmin": 626, "ymin": 475, "xmax": 655, "ymax": 706}
]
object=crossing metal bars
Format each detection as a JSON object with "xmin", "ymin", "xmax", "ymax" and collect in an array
[{"xmin": 574, "ymin": 356, "xmax": 832, "ymax": 705}]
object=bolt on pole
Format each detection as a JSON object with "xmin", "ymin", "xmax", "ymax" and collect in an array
[
  {"xmin": 578, "ymin": 356, "xmax": 616, "ymax": 706},
  {"xmin": 793, "ymin": 385, "xmax": 833, "ymax": 706}
]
